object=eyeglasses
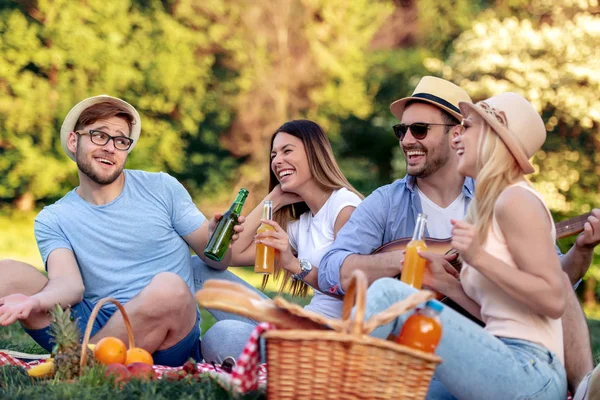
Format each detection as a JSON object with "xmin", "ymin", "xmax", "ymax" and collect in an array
[
  {"xmin": 392, "ymin": 122, "xmax": 457, "ymax": 141},
  {"xmin": 75, "ymin": 130, "xmax": 133, "ymax": 151}
]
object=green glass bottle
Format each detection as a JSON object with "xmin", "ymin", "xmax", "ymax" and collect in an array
[{"xmin": 204, "ymin": 188, "xmax": 249, "ymax": 262}]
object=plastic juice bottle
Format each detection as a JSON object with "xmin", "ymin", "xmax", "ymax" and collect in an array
[
  {"xmin": 254, "ymin": 200, "xmax": 275, "ymax": 274},
  {"xmin": 396, "ymin": 300, "xmax": 443, "ymax": 353},
  {"xmin": 204, "ymin": 188, "xmax": 249, "ymax": 262},
  {"xmin": 401, "ymin": 213, "xmax": 428, "ymax": 289}
]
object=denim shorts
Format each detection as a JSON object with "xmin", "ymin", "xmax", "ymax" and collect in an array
[{"xmin": 23, "ymin": 298, "xmax": 201, "ymax": 367}]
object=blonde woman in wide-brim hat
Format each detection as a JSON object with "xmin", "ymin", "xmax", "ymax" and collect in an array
[{"xmin": 363, "ymin": 93, "xmax": 568, "ymax": 399}]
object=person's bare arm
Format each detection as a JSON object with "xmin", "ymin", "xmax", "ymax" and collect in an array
[
  {"xmin": 339, "ymin": 250, "xmax": 404, "ymax": 293},
  {"xmin": 452, "ymin": 187, "xmax": 566, "ymax": 319},
  {"xmin": 417, "ymin": 251, "xmax": 482, "ymax": 320},
  {"xmin": 560, "ymin": 208, "xmax": 600, "ymax": 285},
  {"xmin": 0, "ymin": 248, "xmax": 84, "ymax": 326},
  {"xmin": 262, "ymin": 205, "xmax": 356, "ymax": 291},
  {"xmin": 184, "ymin": 216, "xmax": 245, "ymax": 271}
]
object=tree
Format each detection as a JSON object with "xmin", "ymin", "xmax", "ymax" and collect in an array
[
  {"xmin": 169, "ymin": 0, "xmax": 394, "ymax": 205},
  {"xmin": 0, "ymin": 0, "xmax": 238, "ymax": 208}
]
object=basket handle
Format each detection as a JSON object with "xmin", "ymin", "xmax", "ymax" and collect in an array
[
  {"xmin": 340, "ymin": 270, "xmax": 368, "ymax": 336},
  {"xmin": 79, "ymin": 297, "xmax": 135, "ymax": 368},
  {"xmin": 362, "ymin": 290, "xmax": 435, "ymax": 335}
]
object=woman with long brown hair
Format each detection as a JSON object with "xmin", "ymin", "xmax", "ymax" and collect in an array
[{"xmin": 199, "ymin": 119, "xmax": 362, "ymax": 362}]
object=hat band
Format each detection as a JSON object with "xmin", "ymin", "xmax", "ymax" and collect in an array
[
  {"xmin": 478, "ymin": 101, "xmax": 508, "ymax": 127},
  {"xmin": 412, "ymin": 93, "xmax": 461, "ymax": 115}
]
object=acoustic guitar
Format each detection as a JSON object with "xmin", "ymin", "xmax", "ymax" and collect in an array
[{"xmin": 372, "ymin": 212, "xmax": 592, "ymax": 324}]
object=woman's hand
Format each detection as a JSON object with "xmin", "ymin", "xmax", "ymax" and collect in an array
[
  {"xmin": 451, "ymin": 219, "xmax": 486, "ymax": 267},
  {"xmin": 417, "ymin": 251, "xmax": 460, "ymax": 295},
  {"xmin": 255, "ymin": 219, "xmax": 298, "ymax": 273},
  {"xmin": 268, "ymin": 185, "xmax": 302, "ymax": 212}
]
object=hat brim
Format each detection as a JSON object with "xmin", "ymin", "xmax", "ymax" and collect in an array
[
  {"xmin": 458, "ymin": 101, "xmax": 534, "ymax": 174},
  {"xmin": 60, "ymin": 95, "xmax": 141, "ymax": 162},
  {"xmin": 390, "ymin": 95, "xmax": 463, "ymax": 122}
]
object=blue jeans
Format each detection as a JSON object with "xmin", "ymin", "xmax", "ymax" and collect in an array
[
  {"xmin": 191, "ymin": 256, "xmax": 266, "ymax": 363},
  {"xmin": 365, "ymin": 278, "xmax": 567, "ymax": 400}
]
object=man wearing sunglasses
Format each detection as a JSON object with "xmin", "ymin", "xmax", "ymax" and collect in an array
[
  {"xmin": 320, "ymin": 76, "xmax": 600, "ymax": 398},
  {"xmin": 0, "ymin": 95, "xmax": 245, "ymax": 367}
]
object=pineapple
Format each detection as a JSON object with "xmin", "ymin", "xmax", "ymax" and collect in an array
[{"xmin": 48, "ymin": 304, "xmax": 95, "ymax": 380}]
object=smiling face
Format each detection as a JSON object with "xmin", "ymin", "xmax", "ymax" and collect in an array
[
  {"xmin": 71, "ymin": 116, "xmax": 131, "ymax": 185},
  {"xmin": 270, "ymin": 132, "xmax": 311, "ymax": 193},
  {"xmin": 454, "ymin": 111, "xmax": 485, "ymax": 178},
  {"xmin": 400, "ymin": 102, "xmax": 456, "ymax": 178}
]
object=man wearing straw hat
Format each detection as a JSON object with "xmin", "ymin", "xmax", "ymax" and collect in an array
[
  {"xmin": 0, "ymin": 95, "xmax": 245, "ymax": 367},
  {"xmin": 319, "ymin": 76, "xmax": 600, "ymax": 398}
]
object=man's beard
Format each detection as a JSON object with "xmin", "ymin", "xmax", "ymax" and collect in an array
[
  {"xmin": 76, "ymin": 147, "xmax": 123, "ymax": 185},
  {"xmin": 405, "ymin": 136, "xmax": 451, "ymax": 178}
]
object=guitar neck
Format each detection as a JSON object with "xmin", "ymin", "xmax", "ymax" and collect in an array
[{"xmin": 555, "ymin": 212, "xmax": 591, "ymax": 239}]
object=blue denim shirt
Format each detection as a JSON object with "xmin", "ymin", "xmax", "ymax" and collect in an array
[{"xmin": 318, "ymin": 175, "xmax": 475, "ymax": 295}]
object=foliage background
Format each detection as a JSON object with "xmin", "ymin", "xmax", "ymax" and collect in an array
[{"xmin": 1, "ymin": 0, "xmax": 599, "ymax": 304}]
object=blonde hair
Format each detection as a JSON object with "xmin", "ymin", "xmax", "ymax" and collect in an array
[
  {"xmin": 464, "ymin": 119, "xmax": 524, "ymax": 245},
  {"xmin": 265, "ymin": 120, "xmax": 363, "ymax": 296}
]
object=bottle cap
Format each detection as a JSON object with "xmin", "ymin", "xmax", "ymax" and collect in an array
[{"xmin": 425, "ymin": 300, "xmax": 443, "ymax": 313}]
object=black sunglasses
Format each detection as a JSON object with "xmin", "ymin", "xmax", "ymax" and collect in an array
[{"xmin": 392, "ymin": 122, "xmax": 457, "ymax": 141}]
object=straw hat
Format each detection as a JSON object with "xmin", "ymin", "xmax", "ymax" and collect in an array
[
  {"xmin": 459, "ymin": 92, "xmax": 546, "ymax": 174},
  {"xmin": 60, "ymin": 95, "xmax": 141, "ymax": 161},
  {"xmin": 390, "ymin": 76, "xmax": 472, "ymax": 121}
]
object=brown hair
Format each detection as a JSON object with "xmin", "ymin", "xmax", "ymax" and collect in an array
[
  {"xmin": 75, "ymin": 101, "xmax": 135, "ymax": 135},
  {"xmin": 265, "ymin": 119, "xmax": 363, "ymax": 296}
]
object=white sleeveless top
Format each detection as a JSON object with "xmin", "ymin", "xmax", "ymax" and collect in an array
[{"xmin": 460, "ymin": 181, "xmax": 564, "ymax": 363}]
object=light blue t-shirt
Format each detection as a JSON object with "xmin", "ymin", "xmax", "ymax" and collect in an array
[{"xmin": 34, "ymin": 169, "xmax": 206, "ymax": 308}]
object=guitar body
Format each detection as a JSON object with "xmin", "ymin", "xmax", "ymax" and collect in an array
[{"xmin": 372, "ymin": 237, "xmax": 483, "ymax": 325}]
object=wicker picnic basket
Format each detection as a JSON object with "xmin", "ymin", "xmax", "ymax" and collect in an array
[
  {"xmin": 262, "ymin": 271, "xmax": 442, "ymax": 400},
  {"xmin": 79, "ymin": 297, "xmax": 136, "ymax": 368}
]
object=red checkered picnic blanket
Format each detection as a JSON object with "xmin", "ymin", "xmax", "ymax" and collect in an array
[
  {"xmin": 0, "ymin": 324, "xmax": 271, "ymax": 392},
  {"xmin": 0, "ymin": 350, "xmax": 267, "ymax": 387}
]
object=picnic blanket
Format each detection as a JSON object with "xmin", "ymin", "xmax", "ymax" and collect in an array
[{"xmin": 0, "ymin": 323, "xmax": 271, "ymax": 393}]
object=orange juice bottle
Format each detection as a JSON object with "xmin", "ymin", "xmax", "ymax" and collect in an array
[
  {"xmin": 401, "ymin": 213, "xmax": 428, "ymax": 289},
  {"xmin": 396, "ymin": 300, "xmax": 443, "ymax": 353},
  {"xmin": 254, "ymin": 200, "xmax": 275, "ymax": 274}
]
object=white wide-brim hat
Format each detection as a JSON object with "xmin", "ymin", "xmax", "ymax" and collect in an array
[
  {"xmin": 459, "ymin": 92, "xmax": 546, "ymax": 174},
  {"xmin": 60, "ymin": 95, "xmax": 141, "ymax": 161}
]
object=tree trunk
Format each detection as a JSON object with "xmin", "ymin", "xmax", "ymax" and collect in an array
[
  {"xmin": 584, "ymin": 277, "xmax": 597, "ymax": 308},
  {"xmin": 15, "ymin": 192, "xmax": 35, "ymax": 212}
]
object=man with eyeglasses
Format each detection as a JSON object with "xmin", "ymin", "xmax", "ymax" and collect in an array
[
  {"xmin": 0, "ymin": 95, "xmax": 245, "ymax": 367},
  {"xmin": 319, "ymin": 76, "xmax": 600, "ymax": 398}
]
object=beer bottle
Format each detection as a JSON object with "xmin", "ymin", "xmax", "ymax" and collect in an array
[
  {"xmin": 204, "ymin": 188, "xmax": 249, "ymax": 262},
  {"xmin": 401, "ymin": 213, "xmax": 428, "ymax": 289},
  {"xmin": 254, "ymin": 200, "xmax": 275, "ymax": 274}
]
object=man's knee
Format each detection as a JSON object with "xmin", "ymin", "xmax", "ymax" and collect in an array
[
  {"xmin": 0, "ymin": 259, "xmax": 47, "ymax": 296},
  {"xmin": 143, "ymin": 272, "xmax": 195, "ymax": 316}
]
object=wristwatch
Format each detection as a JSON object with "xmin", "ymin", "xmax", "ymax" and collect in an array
[{"xmin": 292, "ymin": 258, "xmax": 312, "ymax": 281}]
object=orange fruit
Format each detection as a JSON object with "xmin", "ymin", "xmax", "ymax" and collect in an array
[
  {"xmin": 94, "ymin": 337, "xmax": 127, "ymax": 365},
  {"xmin": 125, "ymin": 347, "xmax": 153, "ymax": 366}
]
